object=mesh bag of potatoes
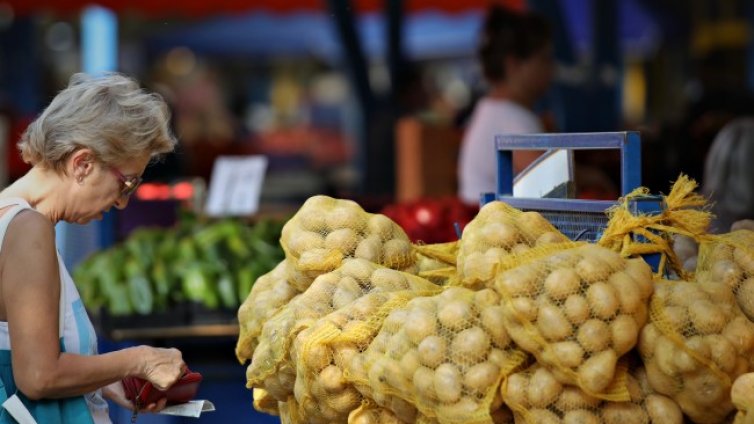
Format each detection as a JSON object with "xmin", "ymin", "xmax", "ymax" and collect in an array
[
  {"xmin": 414, "ymin": 241, "xmax": 460, "ymax": 286},
  {"xmin": 246, "ymin": 259, "xmax": 440, "ymax": 401},
  {"xmin": 638, "ymin": 279, "xmax": 754, "ymax": 423},
  {"xmin": 237, "ymin": 260, "xmax": 301, "ymax": 364},
  {"xmin": 351, "ymin": 286, "xmax": 529, "ymax": 424},
  {"xmin": 501, "ymin": 361, "xmax": 683, "ymax": 424},
  {"xmin": 280, "ymin": 196, "xmax": 418, "ymax": 288},
  {"xmin": 494, "ymin": 242, "xmax": 653, "ymax": 399},
  {"xmin": 457, "ymin": 201, "xmax": 571, "ymax": 289},
  {"xmin": 289, "ymin": 287, "xmax": 441, "ymax": 424},
  {"xmin": 695, "ymin": 230, "xmax": 754, "ymax": 322}
]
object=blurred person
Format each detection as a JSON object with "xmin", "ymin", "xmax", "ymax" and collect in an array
[
  {"xmin": 702, "ymin": 117, "xmax": 754, "ymax": 233},
  {"xmin": 458, "ymin": 5, "xmax": 554, "ymax": 204},
  {"xmin": 0, "ymin": 73, "xmax": 185, "ymax": 422}
]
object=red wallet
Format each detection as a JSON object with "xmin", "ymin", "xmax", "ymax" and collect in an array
[{"xmin": 122, "ymin": 369, "xmax": 203, "ymax": 407}]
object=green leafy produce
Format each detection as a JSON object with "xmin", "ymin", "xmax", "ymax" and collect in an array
[{"xmin": 73, "ymin": 215, "xmax": 285, "ymax": 316}]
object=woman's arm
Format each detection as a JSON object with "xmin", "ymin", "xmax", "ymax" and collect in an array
[{"xmin": 1, "ymin": 210, "xmax": 184, "ymax": 400}]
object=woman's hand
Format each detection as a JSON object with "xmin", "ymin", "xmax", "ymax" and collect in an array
[
  {"xmin": 102, "ymin": 381, "xmax": 168, "ymax": 413},
  {"xmin": 135, "ymin": 346, "xmax": 185, "ymax": 391}
]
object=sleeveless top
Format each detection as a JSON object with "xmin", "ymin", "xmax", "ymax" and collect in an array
[{"xmin": 0, "ymin": 198, "xmax": 110, "ymax": 423}]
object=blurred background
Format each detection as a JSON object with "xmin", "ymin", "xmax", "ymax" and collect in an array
[{"xmin": 2, "ymin": 0, "xmax": 754, "ymax": 422}]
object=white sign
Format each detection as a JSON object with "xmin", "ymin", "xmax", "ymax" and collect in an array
[{"xmin": 205, "ymin": 156, "xmax": 268, "ymax": 217}]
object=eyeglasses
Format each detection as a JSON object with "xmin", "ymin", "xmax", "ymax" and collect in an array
[{"xmin": 110, "ymin": 167, "xmax": 142, "ymax": 197}]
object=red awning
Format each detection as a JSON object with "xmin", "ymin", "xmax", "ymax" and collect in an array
[{"xmin": 6, "ymin": 0, "xmax": 524, "ymax": 17}]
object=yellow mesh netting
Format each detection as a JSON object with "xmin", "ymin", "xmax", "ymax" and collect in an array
[
  {"xmin": 493, "ymin": 242, "xmax": 653, "ymax": 400},
  {"xmin": 237, "ymin": 260, "xmax": 300, "ymax": 364},
  {"xmin": 352, "ymin": 286, "xmax": 529, "ymax": 424},
  {"xmin": 598, "ymin": 174, "xmax": 712, "ymax": 279},
  {"xmin": 246, "ymin": 260, "xmax": 440, "ymax": 402},
  {"xmin": 280, "ymin": 196, "xmax": 418, "ymax": 289},
  {"xmin": 252, "ymin": 388, "xmax": 280, "ymax": 416},
  {"xmin": 638, "ymin": 279, "xmax": 754, "ymax": 423},
  {"xmin": 291, "ymin": 288, "xmax": 441, "ymax": 423},
  {"xmin": 456, "ymin": 201, "xmax": 570, "ymax": 289}
]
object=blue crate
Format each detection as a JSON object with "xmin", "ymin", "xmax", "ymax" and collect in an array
[{"xmin": 480, "ymin": 131, "xmax": 664, "ymax": 272}]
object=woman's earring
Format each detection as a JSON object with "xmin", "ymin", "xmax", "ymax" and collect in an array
[{"xmin": 76, "ymin": 175, "xmax": 84, "ymax": 185}]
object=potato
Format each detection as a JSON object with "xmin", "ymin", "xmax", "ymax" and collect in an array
[
  {"xmin": 407, "ymin": 296, "xmax": 436, "ymax": 313},
  {"xmin": 298, "ymin": 247, "xmax": 344, "ymax": 272},
  {"xmin": 662, "ymin": 305, "xmax": 689, "ymax": 331},
  {"xmin": 463, "ymin": 362, "xmax": 500, "ymax": 394},
  {"xmin": 503, "ymin": 373, "xmax": 529, "ymax": 408},
  {"xmin": 371, "ymin": 268, "xmax": 408, "ymax": 290},
  {"xmin": 326, "ymin": 205, "xmax": 366, "ymax": 231},
  {"xmin": 645, "ymin": 360, "xmax": 681, "ymax": 395},
  {"xmin": 487, "ymin": 349, "xmax": 507, "ymax": 368},
  {"xmin": 673, "ymin": 335, "xmax": 707, "ymax": 373},
  {"xmin": 683, "ymin": 369, "xmax": 728, "ymax": 405},
  {"xmin": 711, "ymin": 259, "xmax": 744, "ymax": 289},
  {"xmin": 354, "ymin": 235, "xmax": 383, "ymax": 263},
  {"xmin": 325, "ymin": 228, "xmax": 360, "ymax": 255},
  {"xmin": 481, "ymin": 306, "xmax": 512, "ymax": 348},
  {"xmin": 527, "ymin": 367, "xmax": 563, "ymax": 408},
  {"xmin": 413, "ymin": 366, "xmax": 436, "ymax": 400},
  {"xmin": 586, "ymin": 282, "xmax": 619, "ymax": 320},
  {"xmin": 645, "ymin": 394, "xmax": 683, "ymax": 424},
  {"xmin": 555, "ymin": 387, "xmax": 601, "ymax": 411},
  {"xmin": 734, "ymin": 246, "xmax": 754, "ymax": 274},
  {"xmin": 332, "ymin": 286, "xmax": 361, "ymax": 310},
  {"xmin": 545, "ymin": 341, "xmax": 584, "ymax": 369},
  {"xmin": 506, "ymin": 297, "xmax": 537, "ymax": 324},
  {"xmin": 418, "ymin": 335, "xmax": 447, "ymax": 368},
  {"xmin": 389, "ymin": 396, "xmax": 417, "ymax": 423},
  {"xmin": 563, "ymin": 410, "xmax": 600, "ymax": 424},
  {"xmin": 517, "ymin": 211, "xmax": 553, "ymax": 239},
  {"xmin": 544, "ymin": 268, "xmax": 581, "ymax": 301},
  {"xmin": 611, "ymin": 314, "xmax": 639, "ymax": 355},
  {"xmin": 577, "ymin": 319, "xmax": 611, "ymax": 353},
  {"xmin": 287, "ymin": 230, "xmax": 325, "ymax": 256},
  {"xmin": 405, "ymin": 309, "xmax": 438, "ymax": 345},
  {"xmin": 474, "ymin": 289, "xmax": 501, "ymax": 309},
  {"xmin": 723, "ymin": 316, "xmax": 754, "ymax": 354},
  {"xmin": 654, "ymin": 336, "xmax": 679, "ymax": 376},
  {"xmin": 511, "ymin": 243, "xmax": 530, "ymax": 255},
  {"xmin": 737, "ymin": 277, "xmax": 754, "ymax": 321},
  {"xmin": 527, "ymin": 409, "xmax": 560, "ymax": 424},
  {"xmin": 463, "ymin": 252, "xmax": 496, "ymax": 283},
  {"xmin": 537, "ymin": 303, "xmax": 573, "ymax": 342},
  {"xmin": 451, "ymin": 327, "xmax": 491, "ymax": 364},
  {"xmin": 578, "ymin": 349, "xmax": 617, "ymax": 393},
  {"xmin": 329, "ymin": 387, "xmax": 361, "ymax": 414},
  {"xmin": 481, "ymin": 222, "xmax": 519, "ymax": 248},
  {"xmin": 367, "ymin": 214, "xmax": 395, "ymax": 240},
  {"xmin": 383, "ymin": 239, "xmax": 412, "ymax": 268},
  {"xmin": 434, "ymin": 363, "xmax": 463, "ymax": 403},
  {"xmin": 438, "ymin": 300, "xmax": 473, "ymax": 331},
  {"xmin": 564, "ymin": 294, "xmax": 590, "ymax": 325},
  {"xmin": 436, "ymin": 397, "xmax": 479, "ymax": 420},
  {"xmin": 350, "ymin": 295, "xmax": 382, "ymax": 320},
  {"xmin": 387, "ymin": 332, "xmax": 412, "ymax": 359},
  {"xmin": 576, "ymin": 257, "xmax": 611, "ymax": 282},
  {"xmin": 497, "ymin": 265, "xmax": 539, "ymax": 297},
  {"xmin": 608, "ymin": 271, "xmax": 642, "ymax": 314},
  {"xmin": 624, "ymin": 258, "xmax": 654, "ymax": 299},
  {"xmin": 485, "ymin": 247, "xmax": 509, "ymax": 262},
  {"xmin": 707, "ymin": 334, "xmax": 737, "ymax": 374},
  {"xmin": 601, "ymin": 402, "xmax": 647, "ymax": 424},
  {"xmin": 507, "ymin": 323, "xmax": 540, "ymax": 352},
  {"xmin": 689, "ymin": 300, "xmax": 727, "ymax": 334},
  {"xmin": 305, "ymin": 343, "xmax": 333, "ymax": 372}
]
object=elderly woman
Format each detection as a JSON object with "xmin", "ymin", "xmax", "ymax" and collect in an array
[{"xmin": 0, "ymin": 73, "xmax": 185, "ymax": 423}]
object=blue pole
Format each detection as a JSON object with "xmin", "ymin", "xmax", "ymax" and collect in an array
[{"xmin": 56, "ymin": 6, "xmax": 118, "ymax": 270}]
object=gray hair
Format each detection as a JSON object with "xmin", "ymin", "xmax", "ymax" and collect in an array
[
  {"xmin": 18, "ymin": 72, "xmax": 177, "ymax": 173},
  {"xmin": 702, "ymin": 117, "xmax": 754, "ymax": 232}
]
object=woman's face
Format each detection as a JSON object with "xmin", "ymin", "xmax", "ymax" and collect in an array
[
  {"xmin": 508, "ymin": 43, "xmax": 555, "ymax": 100},
  {"xmin": 70, "ymin": 153, "xmax": 150, "ymax": 224}
]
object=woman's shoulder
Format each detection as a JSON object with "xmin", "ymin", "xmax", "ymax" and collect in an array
[{"xmin": 3, "ymin": 208, "xmax": 55, "ymax": 248}]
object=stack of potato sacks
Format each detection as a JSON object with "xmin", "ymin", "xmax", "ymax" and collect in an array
[{"xmin": 237, "ymin": 193, "xmax": 754, "ymax": 423}]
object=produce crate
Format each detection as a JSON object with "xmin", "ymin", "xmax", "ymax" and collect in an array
[{"xmin": 481, "ymin": 131, "xmax": 664, "ymax": 271}]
